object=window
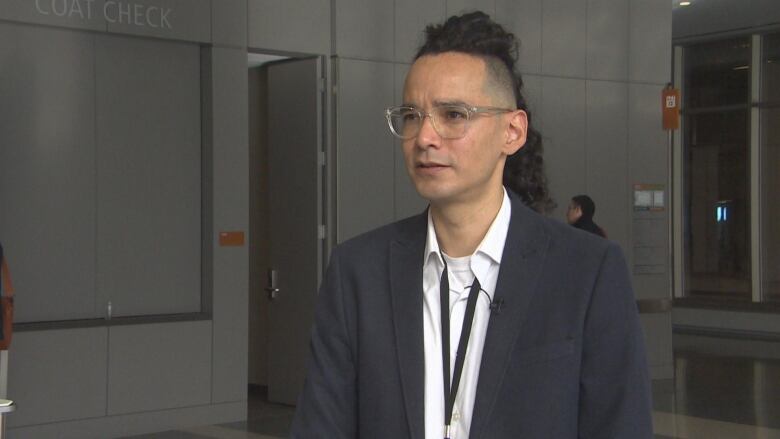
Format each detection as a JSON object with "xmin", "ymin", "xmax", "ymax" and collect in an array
[
  {"xmin": 683, "ymin": 38, "xmax": 752, "ymax": 300},
  {"xmin": 761, "ymin": 34, "xmax": 780, "ymax": 302},
  {"xmin": 681, "ymin": 32, "xmax": 780, "ymax": 304}
]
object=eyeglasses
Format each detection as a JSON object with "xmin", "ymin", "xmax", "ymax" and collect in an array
[{"xmin": 385, "ymin": 104, "xmax": 514, "ymax": 140}]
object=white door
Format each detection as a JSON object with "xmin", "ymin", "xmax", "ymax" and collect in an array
[{"xmin": 266, "ymin": 56, "xmax": 325, "ymax": 405}]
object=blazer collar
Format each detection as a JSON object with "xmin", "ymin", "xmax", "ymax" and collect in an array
[
  {"xmin": 390, "ymin": 211, "xmax": 428, "ymax": 439},
  {"xmin": 469, "ymin": 193, "xmax": 551, "ymax": 438}
]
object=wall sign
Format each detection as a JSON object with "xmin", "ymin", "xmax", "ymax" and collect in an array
[
  {"xmin": 634, "ymin": 184, "xmax": 665, "ymax": 211},
  {"xmin": 35, "ymin": 0, "xmax": 173, "ymax": 29},
  {"xmin": 662, "ymin": 84, "xmax": 680, "ymax": 131}
]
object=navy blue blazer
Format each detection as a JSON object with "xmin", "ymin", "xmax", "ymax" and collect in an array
[{"xmin": 291, "ymin": 193, "xmax": 653, "ymax": 438}]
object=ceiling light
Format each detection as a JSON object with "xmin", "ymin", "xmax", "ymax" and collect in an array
[{"xmin": 679, "ymin": 1, "xmax": 691, "ymax": 5}]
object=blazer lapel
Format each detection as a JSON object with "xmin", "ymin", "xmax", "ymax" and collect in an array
[
  {"xmin": 469, "ymin": 199, "xmax": 551, "ymax": 439},
  {"xmin": 389, "ymin": 213, "xmax": 427, "ymax": 439}
]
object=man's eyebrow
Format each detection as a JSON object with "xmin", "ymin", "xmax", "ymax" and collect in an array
[
  {"xmin": 400, "ymin": 99, "xmax": 471, "ymax": 108},
  {"xmin": 432, "ymin": 99, "xmax": 469, "ymax": 107}
]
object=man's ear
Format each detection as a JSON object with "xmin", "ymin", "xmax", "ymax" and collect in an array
[{"xmin": 504, "ymin": 110, "xmax": 528, "ymax": 155}]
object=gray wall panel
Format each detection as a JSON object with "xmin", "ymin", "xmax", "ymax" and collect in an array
[
  {"xmin": 395, "ymin": 0, "xmax": 445, "ymax": 63},
  {"xmin": 247, "ymin": 0, "xmax": 331, "ymax": 55},
  {"xmin": 587, "ymin": 0, "xmax": 629, "ymax": 81},
  {"xmin": 496, "ymin": 0, "xmax": 542, "ymax": 74},
  {"xmin": 0, "ymin": 23, "xmax": 98, "ymax": 322},
  {"xmin": 586, "ymin": 80, "xmax": 629, "ymax": 250},
  {"xmin": 393, "ymin": 63, "xmax": 428, "ymax": 219},
  {"xmin": 629, "ymin": 83, "xmax": 667, "ymax": 181},
  {"xmin": 8, "ymin": 328, "xmax": 108, "ymax": 427},
  {"xmin": 629, "ymin": 0, "xmax": 671, "ymax": 84},
  {"xmin": 337, "ymin": 59, "xmax": 395, "ymax": 241},
  {"xmin": 520, "ymin": 74, "xmax": 543, "ymax": 131},
  {"xmin": 208, "ymin": 47, "xmax": 250, "ymax": 404},
  {"xmin": 446, "ymin": 0, "xmax": 495, "ymax": 16},
  {"xmin": 335, "ymin": 0, "xmax": 394, "ymax": 61},
  {"xmin": 541, "ymin": 77, "xmax": 586, "ymax": 217},
  {"xmin": 212, "ymin": 0, "xmax": 248, "ymax": 48},
  {"xmin": 95, "ymin": 34, "xmax": 201, "ymax": 317},
  {"xmin": 107, "ymin": 321, "xmax": 212, "ymax": 414},
  {"xmin": 542, "ymin": 0, "xmax": 587, "ymax": 77}
]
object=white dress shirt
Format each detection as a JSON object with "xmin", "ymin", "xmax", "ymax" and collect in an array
[{"xmin": 423, "ymin": 188, "xmax": 511, "ymax": 439}]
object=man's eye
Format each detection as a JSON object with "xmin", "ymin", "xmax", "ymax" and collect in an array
[{"xmin": 443, "ymin": 109, "xmax": 467, "ymax": 120}]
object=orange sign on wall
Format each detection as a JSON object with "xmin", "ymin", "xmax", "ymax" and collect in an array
[
  {"xmin": 662, "ymin": 86, "xmax": 680, "ymax": 130},
  {"xmin": 219, "ymin": 231, "xmax": 245, "ymax": 247}
]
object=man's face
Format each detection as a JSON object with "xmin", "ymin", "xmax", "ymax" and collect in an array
[
  {"xmin": 401, "ymin": 52, "xmax": 526, "ymax": 207},
  {"xmin": 566, "ymin": 202, "xmax": 582, "ymax": 224}
]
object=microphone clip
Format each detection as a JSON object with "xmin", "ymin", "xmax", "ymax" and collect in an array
[{"xmin": 489, "ymin": 298, "xmax": 504, "ymax": 314}]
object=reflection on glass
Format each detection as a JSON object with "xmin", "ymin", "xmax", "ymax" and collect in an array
[
  {"xmin": 684, "ymin": 37, "xmax": 750, "ymax": 109},
  {"xmin": 684, "ymin": 110, "xmax": 751, "ymax": 299},
  {"xmin": 761, "ymin": 34, "xmax": 780, "ymax": 302},
  {"xmin": 761, "ymin": 107, "xmax": 780, "ymax": 302},
  {"xmin": 762, "ymin": 33, "xmax": 780, "ymax": 103}
]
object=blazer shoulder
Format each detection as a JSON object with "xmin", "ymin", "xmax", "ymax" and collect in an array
[
  {"xmin": 335, "ymin": 211, "xmax": 427, "ymax": 256},
  {"xmin": 509, "ymin": 197, "xmax": 615, "ymax": 262}
]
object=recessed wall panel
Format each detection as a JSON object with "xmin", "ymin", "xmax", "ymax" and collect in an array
[
  {"xmin": 395, "ymin": 0, "xmax": 445, "ymax": 63},
  {"xmin": 629, "ymin": 0, "xmax": 672, "ymax": 84},
  {"xmin": 248, "ymin": 0, "xmax": 331, "ymax": 54},
  {"xmin": 107, "ymin": 321, "xmax": 212, "ymax": 414},
  {"xmin": 496, "ymin": 0, "xmax": 542, "ymax": 74},
  {"xmin": 95, "ymin": 34, "xmax": 201, "ymax": 317},
  {"xmin": 335, "ymin": 0, "xmax": 394, "ymax": 61},
  {"xmin": 542, "ymin": 0, "xmax": 587, "ymax": 78},
  {"xmin": 8, "ymin": 328, "xmax": 108, "ymax": 427},
  {"xmin": 586, "ymin": 80, "xmax": 629, "ymax": 249},
  {"xmin": 587, "ymin": 0, "xmax": 629, "ymax": 81},
  {"xmin": 629, "ymin": 83, "xmax": 667, "ymax": 182},
  {"xmin": 541, "ymin": 77, "xmax": 586, "ymax": 217},
  {"xmin": 0, "ymin": 23, "xmax": 98, "ymax": 322},
  {"xmin": 337, "ymin": 59, "xmax": 395, "ymax": 241}
]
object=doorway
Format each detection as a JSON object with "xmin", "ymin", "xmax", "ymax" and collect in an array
[{"xmin": 247, "ymin": 53, "xmax": 328, "ymax": 406}]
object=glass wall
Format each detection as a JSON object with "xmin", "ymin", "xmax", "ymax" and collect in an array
[
  {"xmin": 683, "ymin": 38, "xmax": 752, "ymax": 300},
  {"xmin": 761, "ymin": 34, "xmax": 780, "ymax": 302},
  {"xmin": 682, "ymin": 32, "xmax": 780, "ymax": 303}
]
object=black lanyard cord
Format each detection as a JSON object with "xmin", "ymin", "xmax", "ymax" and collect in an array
[{"xmin": 439, "ymin": 259, "xmax": 482, "ymax": 438}]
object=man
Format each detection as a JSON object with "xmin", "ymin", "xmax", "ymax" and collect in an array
[
  {"xmin": 291, "ymin": 11, "xmax": 652, "ymax": 438},
  {"xmin": 567, "ymin": 194, "xmax": 607, "ymax": 238}
]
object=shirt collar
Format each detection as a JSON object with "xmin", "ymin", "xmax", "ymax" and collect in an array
[{"xmin": 424, "ymin": 187, "xmax": 512, "ymax": 267}]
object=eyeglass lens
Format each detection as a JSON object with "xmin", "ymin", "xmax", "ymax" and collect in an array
[{"xmin": 389, "ymin": 106, "xmax": 470, "ymax": 139}]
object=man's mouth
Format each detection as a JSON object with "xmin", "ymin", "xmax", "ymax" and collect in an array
[{"xmin": 417, "ymin": 162, "xmax": 448, "ymax": 168}]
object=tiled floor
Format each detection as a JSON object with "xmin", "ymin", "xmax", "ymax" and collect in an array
[{"xmin": 126, "ymin": 336, "xmax": 780, "ymax": 439}]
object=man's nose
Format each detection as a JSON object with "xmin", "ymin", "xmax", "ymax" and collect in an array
[{"xmin": 415, "ymin": 113, "xmax": 440, "ymax": 147}]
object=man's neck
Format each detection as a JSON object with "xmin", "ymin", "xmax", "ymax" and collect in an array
[{"xmin": 430, "ymin": 188, "xmax": 504, "ymax": 258}]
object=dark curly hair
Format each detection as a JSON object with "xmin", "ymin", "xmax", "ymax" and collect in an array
[{"xmin": 414, "ymin": 11, "xmax": 555, "ymax": 214}]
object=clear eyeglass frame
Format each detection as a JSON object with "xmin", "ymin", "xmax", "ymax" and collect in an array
[{"xmin": 384, "ymin": 104, "xmax": 515, "ymax": 140}]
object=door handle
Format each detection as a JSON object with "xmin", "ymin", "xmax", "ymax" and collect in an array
[{"xmin": 265, "ymin": 268, "xmax": 280, "ymax": 300}]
